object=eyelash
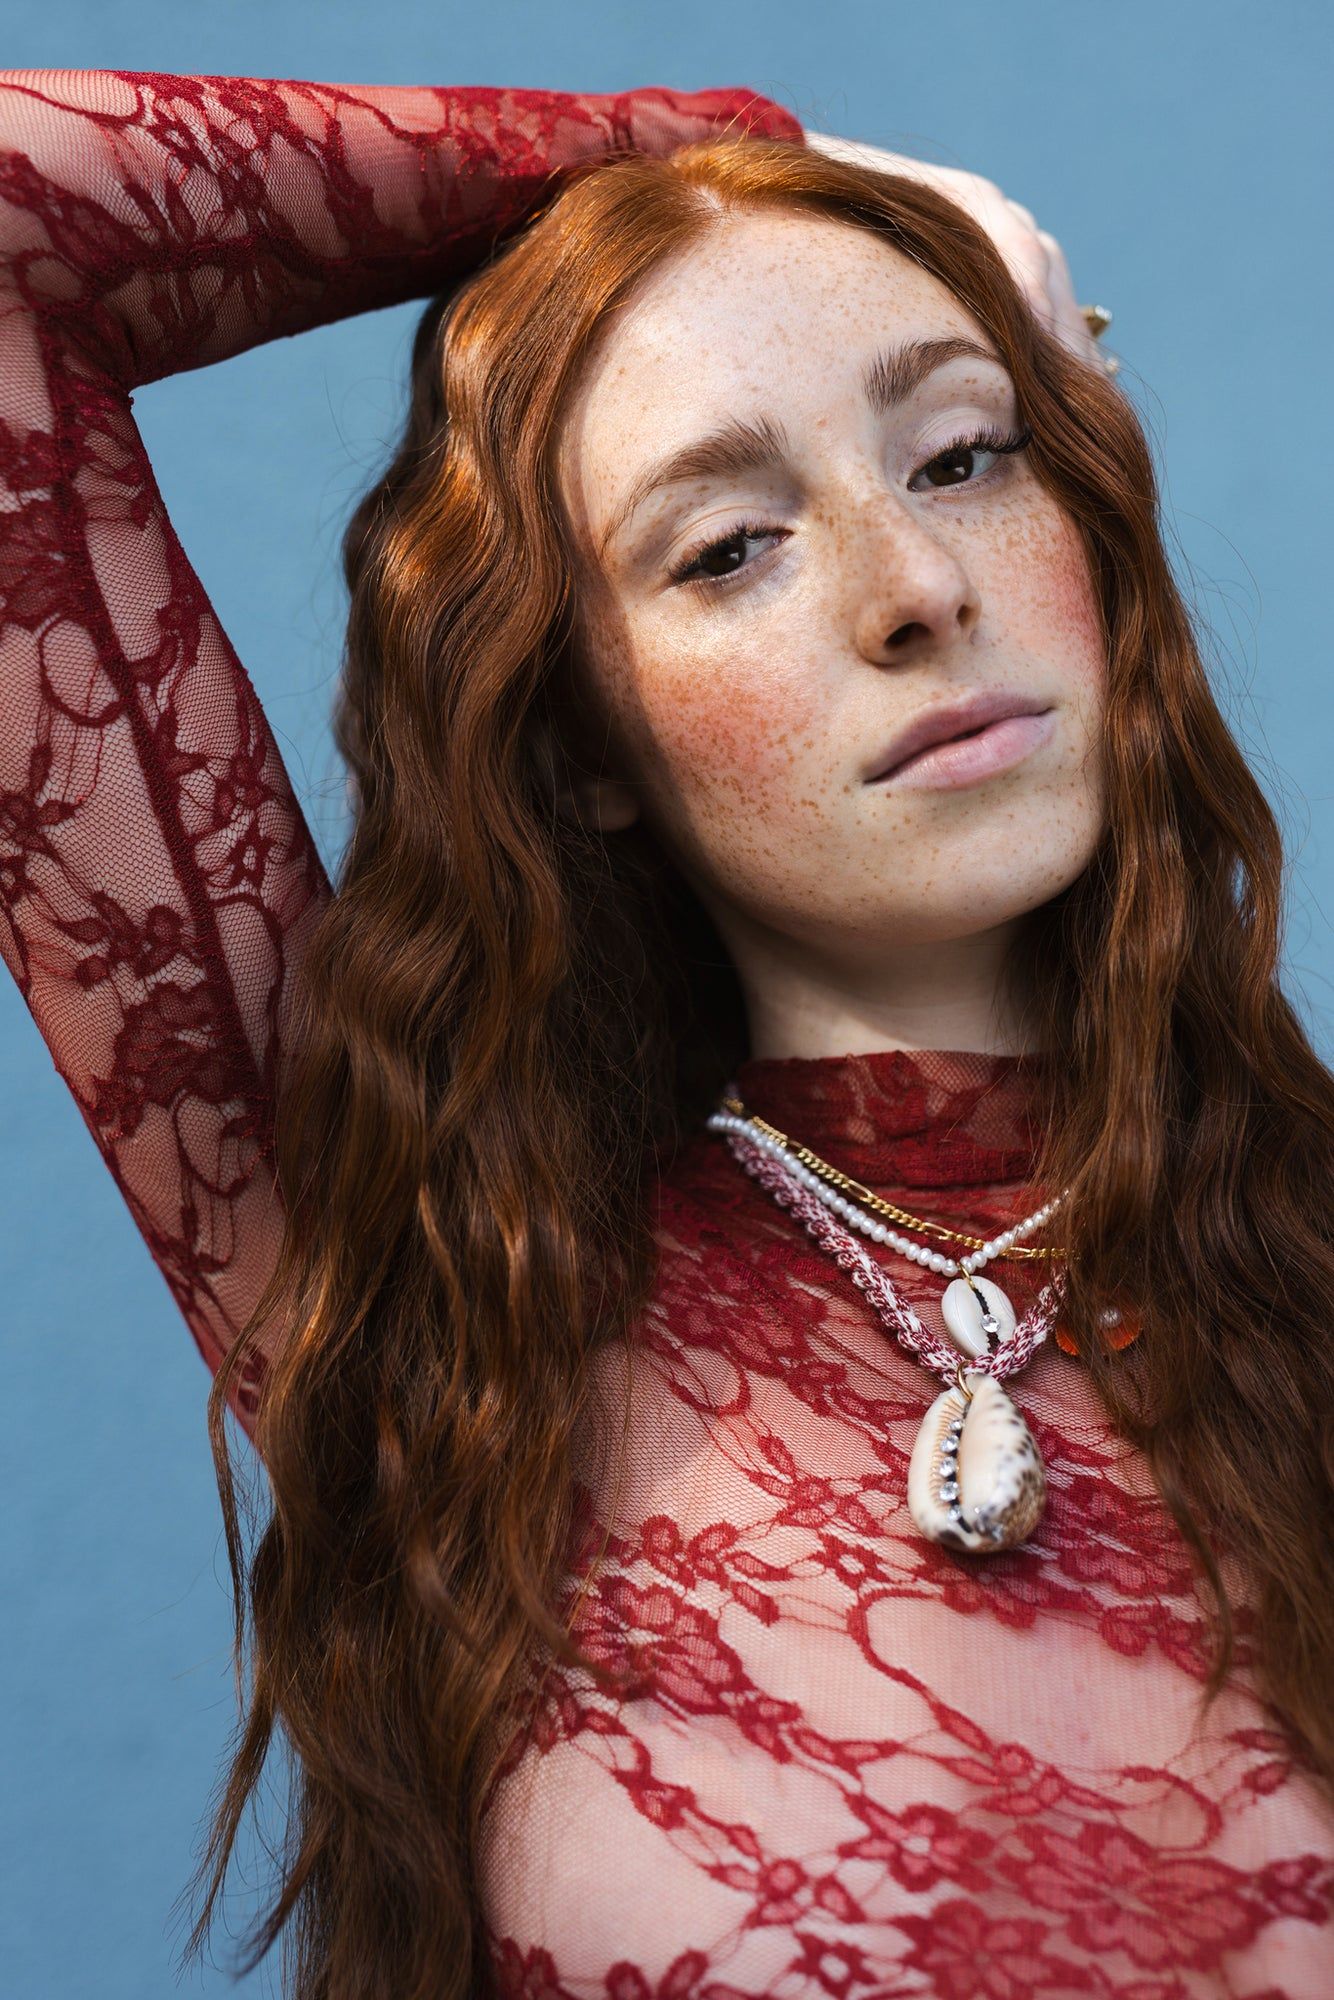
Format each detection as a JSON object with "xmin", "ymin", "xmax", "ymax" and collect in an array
[{"xmin": 666, "ymin": 424, "xmax": 1034, "ymax": 591}]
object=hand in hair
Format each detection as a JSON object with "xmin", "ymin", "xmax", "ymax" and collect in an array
[{"xmin": 804, "ymin": 130, "xmax": 1103, "ymax": 368}]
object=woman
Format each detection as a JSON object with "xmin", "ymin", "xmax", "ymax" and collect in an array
[{"xmin": 2, "ymin": 68, "xmax": 1331, "ymax": 2000}]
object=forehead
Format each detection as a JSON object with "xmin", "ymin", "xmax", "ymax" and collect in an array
[{"xmin": 557, "ymin": 208, "xmax": 984, "ymax": 518}]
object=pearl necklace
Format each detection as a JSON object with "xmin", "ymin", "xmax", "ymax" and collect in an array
[
  {"xmin": 716, "ymin": 1091, "xmax": 1064, "ymax": 1289},
  {"xmin": 706, "ymin": 1093, "xmax": 1073, "ymax": 1556}
]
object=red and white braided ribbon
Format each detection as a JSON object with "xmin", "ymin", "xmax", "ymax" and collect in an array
[{"xmin": 721, "ymin": 1127, "xmax": 1065, "ymax": 1386}]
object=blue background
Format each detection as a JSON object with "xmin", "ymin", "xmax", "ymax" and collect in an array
[{"xmin": 2, "ymin": 3, "xmax": 1330, "ymax": 1993}]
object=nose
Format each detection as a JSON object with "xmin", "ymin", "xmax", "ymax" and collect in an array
[{"xmin": 848, "ymin": 490, "xmax": 982, "ymax": 666}]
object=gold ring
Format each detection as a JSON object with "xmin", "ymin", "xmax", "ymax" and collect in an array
[{"xmin": 1077, "ymin": 303, "xmax": 1120, "ymax": 377}]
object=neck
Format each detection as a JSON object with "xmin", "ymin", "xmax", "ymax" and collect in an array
[{"xmin": 711, "ymin": 907, "xmax": 1045, "ymax": 1062}]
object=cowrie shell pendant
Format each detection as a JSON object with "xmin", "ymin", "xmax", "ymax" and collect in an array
[
  {"xmin": 940, "ymin": 1273, "xmax": 1016, "ymax": 1359},
  {"xmin": 907, "ymin": 1371, "xmax": 1047, "ymax": 1555}
]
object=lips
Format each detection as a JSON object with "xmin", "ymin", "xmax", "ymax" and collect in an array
[{"xmin": 862, "ymin": 689, "xmax": 1054, "ymax": 784}]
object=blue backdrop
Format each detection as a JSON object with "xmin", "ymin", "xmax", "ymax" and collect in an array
[{"xmin": 3, "ymin": 3, "xmax": 1330, "ymax": 1993}]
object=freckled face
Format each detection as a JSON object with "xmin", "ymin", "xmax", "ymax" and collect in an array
[{"xmin": 554, "ymin": 208, "xmax": 1107, "ymax": 966}]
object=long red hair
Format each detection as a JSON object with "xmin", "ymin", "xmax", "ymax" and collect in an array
[{"xmin": 179, "ymin": 135, "xmax": 1334, "ymax": 2000}]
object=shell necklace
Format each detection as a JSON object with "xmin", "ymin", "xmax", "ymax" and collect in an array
[{"xmin": 706, "ymin": 1090, "xmax": 1078, "ymax": 1557}]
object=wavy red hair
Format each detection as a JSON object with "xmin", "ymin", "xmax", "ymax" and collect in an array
[{"xmin": 178, "ymin": 135, "xmax": 1334, "ymax": 2000}]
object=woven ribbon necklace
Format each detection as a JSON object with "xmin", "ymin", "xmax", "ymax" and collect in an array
[{"xmin": 706, "ymin": 1086, "xmax": 1114, "ymax": 1557}]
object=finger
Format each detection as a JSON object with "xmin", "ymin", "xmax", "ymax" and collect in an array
[
  {"xmin": 940, "ymin": 180, "xmax": 1055, "ymax": 331},
  {"xmin": 981, "ymin": 203, "xmax": 1055, "ymax": 332},
  {"xmin": 1037, "ymin": 228, "xmax": 1103, "ymax": 363}
]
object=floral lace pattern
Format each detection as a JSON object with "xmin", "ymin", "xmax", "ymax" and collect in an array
[
  {"xmin": 479, "ymin": 1050, "xmax": 1334, "ymax": 1996},
  {"xmin": 1, "ymin": 72, "xmax": 1329, "ymax": 1999},
  {"xmin": 0, "ymin": 68, "xmax": 801, "ymax": 1422}
]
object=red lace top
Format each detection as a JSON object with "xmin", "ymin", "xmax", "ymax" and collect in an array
[
  {"xmin": 1, "ymin": 71, "xmax": 1330, "ymax": 2000},
  {"xmin": 481, "ymin": 1049, "xmax": 1334, "ymax": 1996}
]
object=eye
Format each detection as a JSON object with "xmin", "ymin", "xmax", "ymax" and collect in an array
[
  {"xmin": 667, "ymin": 521, "xmax": 783, "ymax": 591},
  {"xmin": 665, "ymin": 423, "xmax": 1033, "ymax": 595},
  {"xmin": 908, "ymin": 424, "xmax": 1033, "ymax": 492}
]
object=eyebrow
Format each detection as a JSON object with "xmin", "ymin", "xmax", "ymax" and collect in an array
[{"xmin": 597, "ymin": 334, "xmax": 1006, "ymax": 560}]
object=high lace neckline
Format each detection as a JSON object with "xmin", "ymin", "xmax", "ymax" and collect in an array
[{"xmin": 727, "ymin": 1044, "xmax": 1056, "ymax": 1193}]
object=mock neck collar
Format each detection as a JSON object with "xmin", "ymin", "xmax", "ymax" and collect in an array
[{"xmin": 725, "ymin": 1044, "xmax": 1054, "ymax": 1192}]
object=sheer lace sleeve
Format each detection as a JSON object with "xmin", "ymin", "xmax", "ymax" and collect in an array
[{"xmin": 0, "ymin": 70, "xmax": 803, "ymax": 1437}]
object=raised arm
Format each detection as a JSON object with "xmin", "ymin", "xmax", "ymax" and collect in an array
[{"xmin": 0, "ymin": 71, "xmax": 803, "ymax": 1437}]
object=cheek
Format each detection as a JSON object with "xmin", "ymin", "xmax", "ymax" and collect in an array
[
  {"xmin": 612, "ymin": 621, "xmax": 827, "ymax": 801},
  {"xmin": 993, "ymin": 503, "xmax": 1106, "ymax": 678}
]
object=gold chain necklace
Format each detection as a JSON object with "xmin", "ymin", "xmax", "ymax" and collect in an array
[
  {"xmin": 718, "ymin": 1093, "xmax": 1064, "ymax": 1262},
  {"xmin": 708, "ymin": 1089, "xmax": 1072, "ymax": 1555}
]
